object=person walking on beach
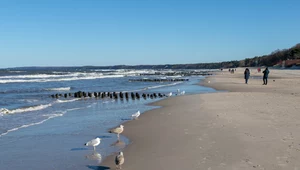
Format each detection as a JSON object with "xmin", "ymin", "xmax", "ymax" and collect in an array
[
  {"xmin": 262, "ymin": 67, "xmax": 270, "ymax": 85},
  {"xmin": 244, "ymin": 68, "xmax": 250, "ymax": 84}
]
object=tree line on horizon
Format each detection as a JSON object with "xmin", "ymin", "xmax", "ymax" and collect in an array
[
  {"xmin": 4, "ymin": 43, "xmax": 300, "ymax": 70},
  {"xmin": 241, "ymin": 43, "xmax": 300, "ymax": 68},
  {"xmin": 101, "ymin": 43, "xmax": 300, "ymax": 69}
]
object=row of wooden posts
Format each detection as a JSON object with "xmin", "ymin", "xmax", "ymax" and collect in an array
[{"xmin": 51, "ymin": 91, "xmax": 166, "ymax": 99}]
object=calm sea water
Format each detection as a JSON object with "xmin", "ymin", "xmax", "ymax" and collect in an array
[{"xmin": 0, "ymin": 67, "xmax": 215, "ymax": 170}]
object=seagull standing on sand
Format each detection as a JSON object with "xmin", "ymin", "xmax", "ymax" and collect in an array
[
  {"xmin": 167, "ymin": 92, "xmax": 172, "ymax": 97},
  {"xmin": 180, "ymin": 91, "xmax": 185, "ymax": 95},
  {"xmin": 132, "ymin": 111, "xmax": 140, "ymax": 119},
  {"xmin": 115, "ymin": 152, "xmax": 125, "ymax": 169},
  {"xmin": 109, "ymin": 125, "xmax": 124, "ymax": 138},
  {"xmin": 85, "ymin": 137, "xmax": 101, "ymax": 151}
]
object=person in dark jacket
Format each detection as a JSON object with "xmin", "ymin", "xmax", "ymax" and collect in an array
[
  {"xmin": 244, "ymin": 68, "xmax": 250, "ymax": 84},
  {"xmin": 262, "ymin": 67, "xmax": 270, "ymax": 85}
]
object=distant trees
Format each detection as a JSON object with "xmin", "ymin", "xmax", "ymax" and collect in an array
[
  {"xmin": 239, "ymin": 43, "xmax": 300, "ymax": 67},
  {"xmin": 52, "ymin": 43, "xmax": 300, "ymax": 70}
]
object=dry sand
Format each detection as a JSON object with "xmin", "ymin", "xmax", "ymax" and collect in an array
[{"xmin": 100, "ymin": 68, "xmax": 300, "ymax": 170}]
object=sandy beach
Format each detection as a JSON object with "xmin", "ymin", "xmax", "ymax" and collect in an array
[{"xmin": 100, "ymin": 68, "xmax": 300, "ymax": 170}]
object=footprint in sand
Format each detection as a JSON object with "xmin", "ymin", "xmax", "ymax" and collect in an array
[{"xmin": 276, "ymin": 156, "xmax": 289, "ymax": 167}]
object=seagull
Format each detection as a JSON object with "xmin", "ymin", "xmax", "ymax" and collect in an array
[
  {"xmin": 180, "ymin": 91, "xmax": 185, "ymax": 95},
  {"xmin": 132, "ymin": 111, "xmax": 140, "ymax": 119},
  {"xmin": 115, "ymin": 151, "xmax": 125, "ymax": 169},
  {"xmin": 109, "ymin": 125, "xmax": 124, "ymax": 138},
  {"xmin": 177, "ymin": 89, "xmax": 180, "ymax": 95},
  {"xmin": 167, "ymin": 92, "xmax": 172, "ymax": 97},
  {"xmin": 85, "ymin": 137, "xmax": 101, "ymax": 151}
]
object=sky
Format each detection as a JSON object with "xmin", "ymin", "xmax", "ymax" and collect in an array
[{"xmin": 0, "ymin": 0, "xmax": 300, "ymax": 68}]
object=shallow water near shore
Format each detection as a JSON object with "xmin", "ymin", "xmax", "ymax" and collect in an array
[{"xmin": 0, "ymin": 68, "xmax": 215, "ymax": 170}]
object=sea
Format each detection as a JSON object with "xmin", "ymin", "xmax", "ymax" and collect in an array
[{"xmin": 0, "ymin": 67, "xmax": 215, "ymax": 170}]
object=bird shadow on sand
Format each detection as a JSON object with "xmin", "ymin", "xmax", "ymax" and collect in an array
[
  {"xmin": 96, "ymin": 135, "xmax": 112, "ymax": 139},
  {"xmin": 86, "ymin": 165, "xmax": 110, "ymax": 170},
  {"xmin": 70, "ymin": 147, "xmax": 88, "ymax": 151},
  {"xmin": 121, "ymin": 118, "xmax": 131, "ymax": 121},
  {"xmin": 110, "ymin": 139, "xmax": 125, "ymax": 147}
]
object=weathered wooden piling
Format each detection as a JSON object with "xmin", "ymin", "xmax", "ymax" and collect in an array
[
  {"xmin": 131, "ymin": 92, "xmax": 135, "ymax": 99},
  {"xmin": 136, "ymin": 92, "xmax": 140, "ymax": 99},
  {"xmin": 119, "ymin": 92, "xmax": 124, "ymax": 99},
  {"xmin": 52, "ymin": 90, "xmax": 168, "ymax": 101},
  {"xmin": 114, "ymin": 93, "xmax": 118, "ymax": 99}
]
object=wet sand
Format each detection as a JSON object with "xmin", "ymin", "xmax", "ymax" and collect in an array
[{"xmin": 100, "ymin": 68, "xmax": 300, "ymax": 170}]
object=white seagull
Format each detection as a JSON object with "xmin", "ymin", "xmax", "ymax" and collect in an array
[
  {"xmin": 109, "ymin": 125, "xmax": 124, "ymax": 138},
  {"xmin": 167, "ymin": 92, "xmax": 172, "ymax": 97},
  {"xmin": 180, "ymin": 91, "xmax": 185, "ymax": 95},
  {"xmin": 132, "ymin": 111, "xmax": 141, "ymax": 119},
  {"xmin": 85, "ymin": 137, "xmax": 101, "ymax": 151},
  {"xmin": 115, "ymin": 151, "xmax": 125, "ymax": 169}
]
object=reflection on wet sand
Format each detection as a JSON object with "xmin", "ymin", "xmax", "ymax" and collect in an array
[
  {"xmin": 85, "ymin": 151, "xmax": 102, "ymax": 164},
  {"xmin": 110, "ymin": 139, "xmax": 125, "ymax": 147}
]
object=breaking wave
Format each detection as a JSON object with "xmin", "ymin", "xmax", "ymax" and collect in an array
[
  {"xmin": 121, "ymin": 82, "xmax": 182, "ymax": 93},
  {"xmin": 0, "ymin": 73, "xmax": 124, "ymax": 84},
  {"xmin": 55, "ymin": 98, "xmax": 80, "ymax": 103},
  {"xmin": 46, "ymin": 87, "xmax": 71, "ymax": 91},
  {"xmin": 144, "ymin": 82, "xmax": 183, "ymax": 90},
  {"xmin": 0, "ymin": 104, "xmax": 52, "ymax": 115},
  {"xmin": 0, "ymin": 113, "xmax": 64, "ymax": 137}
]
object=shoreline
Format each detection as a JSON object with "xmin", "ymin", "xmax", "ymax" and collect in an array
[
  {"xmin": 100, "ymin": 68, "xmax": 300, "ymax": 169},
  {"xmin": 98, "ymin": 78, "xmax": 215, "ymax": 168}
]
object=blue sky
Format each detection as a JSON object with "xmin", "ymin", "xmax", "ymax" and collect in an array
[{"xmin": 0, "ymin": 0, "xmax": 299, "ymax": 68}]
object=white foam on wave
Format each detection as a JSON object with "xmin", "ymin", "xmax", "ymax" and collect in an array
[
  {"xmin": 66, "ymin": 107, "xmax": 83, "ymax": 111},
  {"xmin": 0, "ymin": 74, "xmax": 69, "ymax": 79},
  {"xmin": 56, "ymin": 98, "xmax": 80, "ymax": 103},
  {"xmin": 8, "ymin": 71, "xmax": 26, "ymax": 73},
  {"xmin": 0, "ymin": 74, "xmax": 124, "ymax": 84},
  {"xmin": 145, "ymin": 82, "xmax": 183, "ymax": 90},
  {"xmin": 46, "ymin": 87, "xmax": 71, "ymax": 91},
  {"xmin": 166, "ymin": 75, "xmax": 183, "ymax": 78},
  {"xmin": 0, "ymin": 108, "xmax": 10, "ymax": 115},
  {"xmin": 121, "ymin": 82, "xmax": 183, "ymax": 93},
  {"xmin": 0, "ymin": 72, "xmax": 105, "ymax": 79},
  {"xmin": 19, "ymin": 99, "xmax": 39, "ymax": 103},
  {"xmin": 92, "ymin": 69, "xmax": 115, "ymax": 72},
  {"xmin": 0, "ymin": 113, "xmax": 64, "ymax": 137},
  {"xmin": 114, "ymin": 69, "xmax": 156, "ymax": 76},
  {"xmin": 0, "ymin": 104, "xmax": 52, "ymax": 115},
  {"xmin": 51, "ymin": 71, "xmax": 71, "ymax": 74}
]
